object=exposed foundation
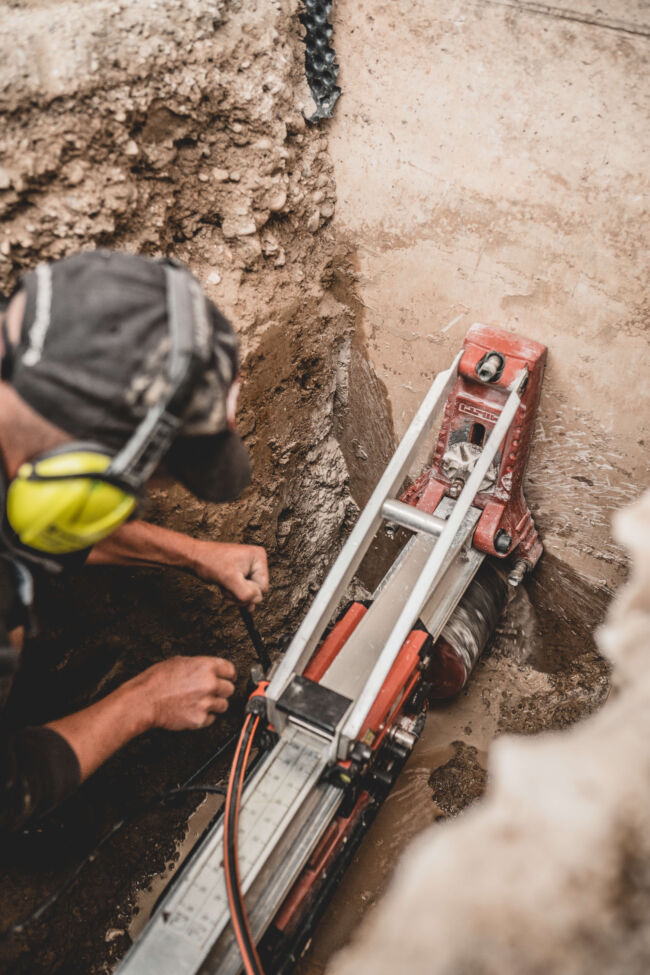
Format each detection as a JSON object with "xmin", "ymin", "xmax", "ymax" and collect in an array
[{"xmin": 0, "ymin": 2, "xmax": 646, "ymax": 974}]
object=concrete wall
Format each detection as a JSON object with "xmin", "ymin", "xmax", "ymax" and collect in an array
[{"xmin": 328, "ymin": 0, "xmax": 649, "ymax": 590}]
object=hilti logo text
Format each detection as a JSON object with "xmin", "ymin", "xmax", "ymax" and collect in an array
[{"xmin": 458, "ymin": 402, "xmax": 498, "ymax": 423}]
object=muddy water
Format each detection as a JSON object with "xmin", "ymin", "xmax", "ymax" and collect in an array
[{"xmin": 296, "ymin": 556, "xmax": 610, "ymax": 972}]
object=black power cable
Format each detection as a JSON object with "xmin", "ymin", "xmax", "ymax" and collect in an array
[{"xmin": 238, "ymin": 607, "xmax": 271, "ymax": 673}]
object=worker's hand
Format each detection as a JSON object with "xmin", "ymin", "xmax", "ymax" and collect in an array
[
  {"xmin": 191, "ymin": 541, "xmax": 269, "ymax": 611},
  {"xmin": 136, "ymin": 655, "xmax": 237, "ymax": 731}
]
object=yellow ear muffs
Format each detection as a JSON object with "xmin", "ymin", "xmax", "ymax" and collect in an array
[{"xmin": 6, "ymin": 450, "xmax": 137, "ymax": 554}]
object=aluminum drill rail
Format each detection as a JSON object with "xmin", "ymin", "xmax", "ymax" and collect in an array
[
  {"xmin": 337, "ymin": 368, "xmax": 527, "ymax": 755},
  {"xmin": 266, "ymin": 352, "xmax": 463, "ymax": 731},
  {"xmin": 115, "ymin": 727, "xmax": 337, "ymax": 975}
]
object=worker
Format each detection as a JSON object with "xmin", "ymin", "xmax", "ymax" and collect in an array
[{"xmin": 0, "ymin": 250, "xmax": 268, "ymax": 831}]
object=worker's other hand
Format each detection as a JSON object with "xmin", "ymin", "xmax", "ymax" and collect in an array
[
  {"xmin": 191, "ymin": 541, "xmax": 269, "ymax": 611},
  {"xmin": 138, "ymin": 656, "xmax": 237, "ymax": 731}
]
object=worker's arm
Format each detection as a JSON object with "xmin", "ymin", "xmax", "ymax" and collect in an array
[
  {"xmin": 0, "ymin": 626, "xmax": 236, "ymax": 827},
  {"xmin": 46, "ymin": 654, "xmax": 236, "ymax": 781},
  {"xmin": 87, "ymin": 521, "xmax": 269, "ymax": 610},
  {"xmin": 1, "ymin": 654, "xmax": 236, "ymax": 830}
]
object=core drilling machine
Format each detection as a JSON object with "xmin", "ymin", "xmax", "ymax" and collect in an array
[{"xmin": 117, "ymin": 323, "xmax": 547, "ymax": 975}]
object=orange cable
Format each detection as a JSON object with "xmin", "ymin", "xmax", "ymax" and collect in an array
[
  {"xmin": 224, "ymin": 716, "xmax": 252, "ymax": 974},
  {"xmin": 224, "ymin": 714, "xmax": 264, "ymax": 975},
  {"xmin": 235, "ymin": 715, "xmax": 262, "ymax": 968}
]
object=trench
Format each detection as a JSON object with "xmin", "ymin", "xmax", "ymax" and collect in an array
[{"xmin": 0, "ymin": 0, "xmax": 644, "ymax": 973}]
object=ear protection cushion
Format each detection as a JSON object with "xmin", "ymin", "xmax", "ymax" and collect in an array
[{"xmin": 6, "ymin": 445, "xmax": 137, "ymax": 554}]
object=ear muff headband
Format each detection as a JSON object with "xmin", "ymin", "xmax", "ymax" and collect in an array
[
  {"xmin": 108, "ymin": 264, "xmax": 208, "ymax": 491},
  {"xmin": 4, "ymin": 262, "xmax": 209, "ymax": 556},
  {"xmin": 6, "ymin": 449, "xmax": 137, "ymax": 554}
]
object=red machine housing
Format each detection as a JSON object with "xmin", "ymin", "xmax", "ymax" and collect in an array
[{"xmin": 401, "ymin": 324, "xmax": 546, "ymax": 568}]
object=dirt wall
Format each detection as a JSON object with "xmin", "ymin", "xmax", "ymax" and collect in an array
[{"xmin": 0, "ymin": 3, "xmax": 395, "ymax": 972}]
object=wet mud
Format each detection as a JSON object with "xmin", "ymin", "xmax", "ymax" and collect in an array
[{"xmin": 428, "ymin": 742, "xmax": 488, "ymax": 818}]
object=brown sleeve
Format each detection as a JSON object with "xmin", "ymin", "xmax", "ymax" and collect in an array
[{"xmin": 0, "ymin": 725, "xmax": 81, "ymax": 831}]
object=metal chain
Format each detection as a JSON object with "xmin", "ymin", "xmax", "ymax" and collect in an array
[{"xmin": 300, "ymin": 0, "xmax": 341, "ymax": 123}]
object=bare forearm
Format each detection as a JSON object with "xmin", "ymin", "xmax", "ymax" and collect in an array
[
  {"xmin": 87, "ymin": 521, "xmax": 269, "ymax": 608},
  {"xmin": 45, "ymin": 655, "xmax": 236, "ymax": 783},
  {"xmin": 46, "ymin": 680, "xmax": 152, "ymax": 781},
  {"xmin": 87, "ymin": 520, "xmax": 197, "ymax": 572}
]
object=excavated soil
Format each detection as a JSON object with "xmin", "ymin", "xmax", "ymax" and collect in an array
[{"xmin": 0, "ymin": 2, "xmax": 616, "ymax": 974}]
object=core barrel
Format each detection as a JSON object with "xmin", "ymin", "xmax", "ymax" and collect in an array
[{"xmin": 427, "ymin": 560, "xmax": 510, "ymax": 701}]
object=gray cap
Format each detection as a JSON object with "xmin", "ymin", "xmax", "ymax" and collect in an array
[{"xmin": 10, "ymin": 250, "xmax": 251, "ymax": 503}]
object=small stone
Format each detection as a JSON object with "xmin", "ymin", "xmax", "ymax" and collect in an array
[
  {"xmin": 285, "ymin": 113, "xmax": 306, "ymax": 134},
  {"xmin": 198, "ymin": 172, "xmax": 208, "ymax": 183},
  {"xmin": 307, "ymin": 210, "xmax": 320, "ymax": 233},
  {"xmin": 267, "ymin": 189, "xmax": 287, "ymax": 212},
  {"xmin": 312, "ymin": 189, "xmax": 325, "ymax": 204},
  {"xmin": 207, "ymin": 270, "xmax": 221, "ymax": 285},
  {"xmin": 0, "ymin": 166, "xmax": 11, "ymax": 190},
  {"xmin": 229, "ymin": 171, "xmax": 241, "ymax": 182},
  {"xmin": 114, "ymin": 109, "xmax": 127, "ymax": 122},
  {"xmin": 125, "ymin": 140, "xmax": 139, "ymax": 157},
  {"xmin": 105, "ymin": 928, "xmax": 125, "ymax": 943},
  {"xmin": 64, "ymin": 195, "xmax": 85, "ymax": 213},
  {"xmin": 255, "ymin": 137, "xmax": 273, "ymax": 151},
  {"xmin": 274, "ymin": 248, "xmax": 286, "ymax": 267},
  {"xmin": 237, "ymin": 220, "xmax": 257, "ymax": 237},
  {"xmin": 0, "ymin": 240, "xmax": 10, "ymax": 256},
  {"xmin": 320, "ymin": 202, "xmax": 335, "ymax": 219},
  {"xmin": 261, "ymin": 232, "xmax": 279, "ymax": 256}
]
